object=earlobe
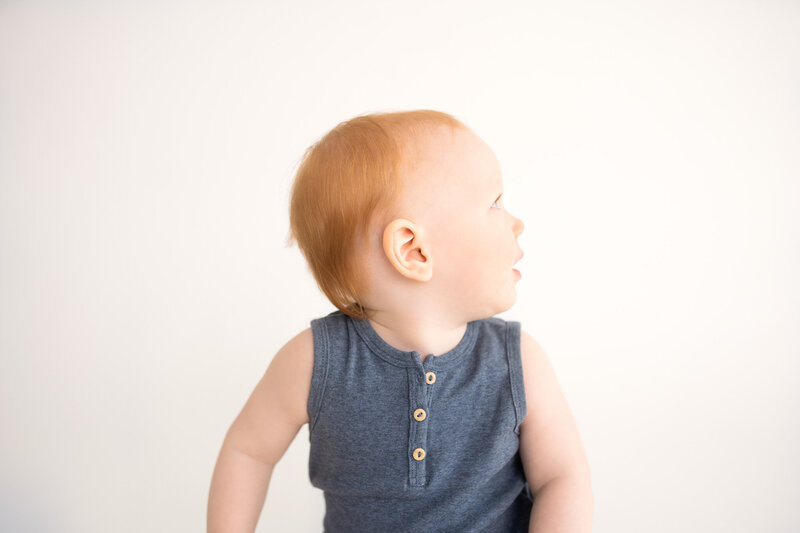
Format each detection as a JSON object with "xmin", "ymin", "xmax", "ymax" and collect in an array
[{"xmin": 382, "ymin": 218, "xmax": 434, "ymax": 282}]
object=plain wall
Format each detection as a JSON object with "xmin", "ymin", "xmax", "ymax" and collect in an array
[{"xmin": 0, "ymin": 1, "xmax": 798, "ymax": 531}]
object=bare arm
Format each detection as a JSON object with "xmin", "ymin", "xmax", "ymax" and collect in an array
[
  {"xmin": 207, "ymin": 327, "xmax": 314, "ymax": 533},
  {"xmin": 518, "ymin": 330, "xmax": 594, "ymax": 533}
]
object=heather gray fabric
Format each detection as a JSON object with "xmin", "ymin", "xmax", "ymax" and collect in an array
[{"xmin": 307, "ymin": 309, "xmax": 534, "ymax": 532}]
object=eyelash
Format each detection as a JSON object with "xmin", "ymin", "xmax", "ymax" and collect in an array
[{"xmin": 491, "ymin": 195, "xmax": 503, "ymax": 209}]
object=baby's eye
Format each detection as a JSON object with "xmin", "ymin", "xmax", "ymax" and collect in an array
[{"xmin": 491, "ymin": 195, "xmax": 503, "ymax": 209}]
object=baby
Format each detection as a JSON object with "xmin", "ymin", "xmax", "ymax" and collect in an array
[{"xmin": 207, "ymin": 110, "xmax": 593, "ymax": 532}]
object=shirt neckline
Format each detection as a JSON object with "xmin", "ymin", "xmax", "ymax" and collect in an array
[{"xmin": 348, "ymin": 312, "xmax": 480, "ymax": 368}]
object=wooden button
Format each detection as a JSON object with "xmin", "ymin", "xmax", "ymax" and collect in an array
[
  {"xmin": 412, "ymin": 448, "xmax": 426, "ymax": 461},
  {"xmin": 425, "ymin": 371, "xmax": 436, "ymax": 384},
  {"xmin": 413, "ymin": 408, "xmax": 426, "ymax": 421}
]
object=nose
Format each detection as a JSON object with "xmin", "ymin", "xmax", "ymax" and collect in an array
[{"xmin": 512, "ymin": 214, "xmax": 524, "ymax": 238}]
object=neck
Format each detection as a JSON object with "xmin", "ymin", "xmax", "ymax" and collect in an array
[{"xmin": 365, "ymin": 309, "xmax": 470, "ymax": 361}]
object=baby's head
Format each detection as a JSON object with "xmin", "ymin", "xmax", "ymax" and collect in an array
[{"xmin": 287, "ymin": 110, "xmax": 524, "ymax": 323}]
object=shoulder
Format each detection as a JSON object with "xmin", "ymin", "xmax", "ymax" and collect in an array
[
  {"xmin": 517, "ymin": 328, "xmax": 591, "ymax": 491},
  {"xmin": 275, "ymin": 325, "xmax": 314, "ymax": 375},
  {"xmin": 517, "ymin": 328, "xmax": 555, "ymax": 411},
  {"xmin": 519, "ymin": 328, "xmax": 546, "ymax": 367},
  {"xmin": 223, "ymin": 326, "xmax": 315, "ymax": 464},
  {"xmin": 260, "ymin": 326, "xmax": 314, "ymax": 426},
  {"xmin": 271, "ymin": 325, "xmax": 314, "ymax": 367},
  {"xmin": 510, "ymin": 326, "xmax": 556, "ymax": 424}
]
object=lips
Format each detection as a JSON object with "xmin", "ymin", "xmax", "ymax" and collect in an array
[{"xmin": 513, "ymin": 250, "xmax": 524, "ymax": 266}]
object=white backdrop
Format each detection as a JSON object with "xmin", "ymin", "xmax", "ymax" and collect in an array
[{"xmin": 1, "ymin": 1, "xmax": 798, "ymax": 532}]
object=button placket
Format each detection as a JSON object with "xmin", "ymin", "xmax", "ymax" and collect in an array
[
  {"xmin": 408, "ymin": 360, "xmax": 442, "ymax": 486},
  {"xmin": 407, "ymin": 366, "xmax": 429, "ymax": 486},
  {"xmin": 410, "ymin": 360, "xmax": 441, "ymax": 485}
]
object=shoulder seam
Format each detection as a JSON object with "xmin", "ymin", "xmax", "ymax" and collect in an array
[
  {"xmin": 505, "ymin": 320, "xmax": 526, "ymax": 436},
  {"xmin": 307, "ymin": 317, "xmax": 331, "ymax": 434}
]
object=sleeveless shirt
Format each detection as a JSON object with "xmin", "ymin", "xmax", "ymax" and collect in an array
[{"xmin": 307, "ymin": 309, "xmax": 534, "ymax": 532}]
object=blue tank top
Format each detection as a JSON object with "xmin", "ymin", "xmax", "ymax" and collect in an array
[{"xmin": 307, "ymin": 309, "xmax": 534, "ymax": 532}]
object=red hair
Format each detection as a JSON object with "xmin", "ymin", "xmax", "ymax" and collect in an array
[{"xmin": 285, "ymin": 109, "xmax": 467, "ymax": 320}]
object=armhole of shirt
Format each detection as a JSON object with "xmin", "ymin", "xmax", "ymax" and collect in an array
[
  {"xmin": 307, "ymin": 317, "xmax": 330, "ymax": 435},
  {"xmin": 506, "ymin": 320, "xmax": 527, "ymax": 436}
]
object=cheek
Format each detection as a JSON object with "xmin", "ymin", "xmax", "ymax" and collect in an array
[{"xmin": 431, "ymin": 214, "xmax": 470, "ymax": 254}]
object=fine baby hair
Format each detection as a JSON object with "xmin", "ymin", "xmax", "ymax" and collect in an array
[{"xmin": 284, "ymin": 109, "xmax": 467, "ymax": 320}]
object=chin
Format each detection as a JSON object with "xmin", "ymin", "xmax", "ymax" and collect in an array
[{"xmin": 494, "ymin": 293, "xmax": 518, "ymax": 315}]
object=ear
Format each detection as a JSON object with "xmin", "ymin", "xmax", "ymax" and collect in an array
[{"xmin": 382, "ymin": 218, "xmax": 434, "ymax": 282}]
